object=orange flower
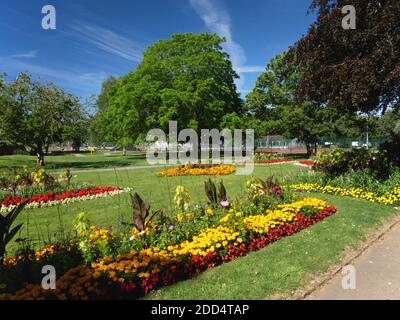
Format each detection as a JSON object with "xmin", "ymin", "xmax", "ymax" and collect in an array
[{"xmin": 157, "ymin": 165, "xmax": 236, "ymax": 177}]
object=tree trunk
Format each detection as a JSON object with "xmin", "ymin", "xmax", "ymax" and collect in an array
[
  {"xmin": 37, "ymin": 151, "xmax": 45, "ymax": 167},
  {"xmin": 123, "ymin": 147, "xmax": 127, "ymax": 156},
  {"xmin": 45, "ymin": 144, "xmax": 50, "ymax": 155},
  {"xmin": 306, "ymin": 143, "xmax": 313, "ymax": 157},
  {"xmin": 306, "ymin": 141, "xmax": 318, "ymax": 157}
]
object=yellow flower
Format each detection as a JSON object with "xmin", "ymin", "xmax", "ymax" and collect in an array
[
  {"xmin": 290, "ymin": 183, "xmax": 400, "ymax": 206},
  {"xmin": 157, "ymin": 165, "xmax": 236, "ymax": 177},
  {"xmin": 206, "ymin": 208, "xmax": 215, "ymax": 216}
]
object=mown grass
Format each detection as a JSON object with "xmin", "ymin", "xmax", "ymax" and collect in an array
[
  {"xmin": 145, "ymin": 194, "xmax": 398, "ymax": 300},
  {"xmin": 0, "ymin": 151, "xmax": 147, "ymax": 172},
  {"xmin": 8, "ymin": 163, "xmax": 306, "ymax": 254}
]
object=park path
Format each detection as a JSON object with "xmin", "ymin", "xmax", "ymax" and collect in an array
[
  {"xmin": 53, "ymin": 161, "xmax": 296, "ymax": 174},
  {"xmin": 307, "ymin": 221, "xmax": 400, "ymax": 300},
  {"xmin": 51, "ymin": 164, "xmax": 176, "ymax": 174}
]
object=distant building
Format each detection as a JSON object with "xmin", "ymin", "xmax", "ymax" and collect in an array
[{"xmin": 256, "ymin": 136, "xmax": 306, "ymax": 154}]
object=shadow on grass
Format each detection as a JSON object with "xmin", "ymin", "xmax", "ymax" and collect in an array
[{"xmin": 0, "ymin": 156, "xmax": 148, "ymax": 171}]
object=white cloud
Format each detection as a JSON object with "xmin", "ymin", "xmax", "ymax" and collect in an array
[
  {"xmin": 189, "ymin": 0, "xmax": 264, "ymax": 92},
  {"xmin": 9, "ymin": 50, "xmax": 37, "ymax": 59},
  {"xmin": 236, "ymin": 65, "xmax": 265, "ymax": 73},
  {"xmin": 69, "ymin": 21, "xmax": 143, "ymax": 62}
]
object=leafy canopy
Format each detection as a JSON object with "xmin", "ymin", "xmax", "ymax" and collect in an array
[
  {"xmin": 246, "ymin": 52, "xmax": 339, "ymax": 154},
  {"xmin": 0, "ymin": 73, "xmax": 85, "ymax": 164},
  {"xmin": 292, "ymin": 0, "xmax": 400, "ymax": 113},
  {"xmin": 101, "ymin": 33, "xmax": 243, "ymax": 146}
]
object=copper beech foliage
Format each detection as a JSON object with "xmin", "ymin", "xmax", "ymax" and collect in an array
[{"xmin": 291, "ymin": 0, "xmax": 399, "ymax": 114}]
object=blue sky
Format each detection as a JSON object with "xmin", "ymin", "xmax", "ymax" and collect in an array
[{"xmin": 0, "ymin": 0, "xmax": 316, "ymax": 100}]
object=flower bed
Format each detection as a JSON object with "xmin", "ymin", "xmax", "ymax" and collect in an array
[
  {"xmin": 253, "ymin": 158, "xmax": 293, "ymax": 165},
  {"xmin": 0, "ymin": 186, "xmax": 132, "ymax": 213},
  {"xmin": 157, "ymin": 165, "xmax": 236, "ymax": 177},
  {"xmin": 235, "ymin": 158, "xmax": 293, "ymax": 165},
  {"xmin": 297, "ymin": 160, "xmax": 316, "ymax": 167},
  {"xmin": 290, "ymin": 183, "xmax": 400, "ymax": 205},
  {"xmin": 4, "ymin": 196, "xmax": 336, "ymax": 300}
]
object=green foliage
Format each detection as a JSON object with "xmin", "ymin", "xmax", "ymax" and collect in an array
[
  {"xmin": 315, "ymin": 150, "xmax": 349, "ymax": 175},
  {"xmin": 204, "ymin": 179, "xmax": 227, "ymax": 205},
  {"xmin": 173, "ymin": 185, "xmax": 191, "ymax": 212},
  {"xmin": 0, "ymin": 167, "xmax": 53, "ymax": 197},
  {"xmin": 1, "ymin": 163, "xmax": 307, "ymax": 255},
  {"xmin": 315, "ymin": 148, "xmax": 393, "ymax": 177},
  {"xmin": 246, "ymin": 52, "xmax": 340, "ymax": 155},
  {"xmin": 99, "ymin": 33, "xmax": 242, "ymax": 146},
  {"xmin": 0, "ymin": 201, "xmax": 27, "ymax": 267},
  {"xmin": 73, "ymin": 212, "xmax": 91, "ymax": 235},
  {"xmin": 130, "ymin": 192, "xmax": 163, "ymax": 233},
  {"xmin": 296, "ymin": 167, "xmax": 400, "ymax": 196},
  {"xmin": 293, "ymin": 0, "xmax": 400, "ymax": 114},
  {"xmin": 88, "ymin": 77, "xmax": 119, "ymax": 146},
  {"xmin": 73, "ymin": 212, "xmax": 121, "ymax": 263},
  {"xmin": 0, "ymin": 243, "xmax": 82, "ymax": 295},
  {"xmin": 244, "ymin": 177, "xmax": 292, "ymax": 212},
  {"xmin": 0, "ymin": 73, "xmax": 86, "ymax": 165},
  {"xmin": 0, "ymin": 166, "xmax": 79, "ymax": 201},
  {"xmin": 58, "ymin": 168, "xmax": 73, "ymax": 186},
  {"xmin": 147, "ymin": 195, "xmax": 397, "ymax": 300},
  {"xmin": 254, "ymin": 152, "xmax": 283, "ymax": 162}
]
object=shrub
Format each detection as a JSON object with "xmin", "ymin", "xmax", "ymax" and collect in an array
[
  {"xmin": 254, "ymin": 152, "xmax": 283, "ymax": 162},
  {"xmin": 314, "ymin": 148, "xmax": 393, "ymax": 178},
  {"xmin": 380, "ymin": 140, "xmax": 400, "ymax": 167},
  {"xmin": 314, "ymin": 150, "xmax": 350, "ymax": 175},
  {"xmin": 204, "ymin": 179, "xmax": 229, "ymax": 208}
]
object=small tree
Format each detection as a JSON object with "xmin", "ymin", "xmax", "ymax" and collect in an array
[{"xmin": 0, "ymin": 73, "xmax": 84, "ymax": 166}]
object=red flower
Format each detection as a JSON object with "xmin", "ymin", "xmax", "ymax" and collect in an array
[{"xmin": 0, "ymin": 186, "xmax": 122, "ymax": 208}]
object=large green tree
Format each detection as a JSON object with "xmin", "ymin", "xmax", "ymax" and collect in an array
[
  {"xmin": 246, "ymin": 52, "xmax": 340, "ymax": 155},
  {"xmin": 293, "ymin": 0, "xmax": 400, "ymax": 114},
  {"xmin": 377, "ymin": 110, "xmax": 400, "ymax": 139},
  {"xmin": 89, "ymin": 76, "xmax": 118, "ymax": 147},
  {"xmin": 96, "ymin": 76, "xmax": 118, "ymax": 112},
  {"xmin": 100, "ymin": 33, "xmax": 243, "ymax": 147},
  {"xmin": 0, "ymin": 73, "xmax": 84, "ymax": 166}
]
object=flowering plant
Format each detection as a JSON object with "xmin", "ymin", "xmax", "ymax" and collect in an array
[
  {"xmin": 0, "ymin": 186, "xmax": 131, "ymax": 213},
  {"xmin": 246, "ymin": 177, "xmax": 283, "ymax": 200},
  {"xmin": 4, "ymin": 194, "xmax": 337, "ymax": 300},
  {"xmin": 157, "ymin": 165, "xmax": 236, "ymax": 177},
  {"xmin": 173, "ymin": 185, "xmax": 191, "ymax": 212},
  {"xmin": 130, "ymin": 192, "xmax": 163, "ymax": 238},
  {"xmin": 204, "ymin": 179, "xmax": 230, "ymax": 209}
]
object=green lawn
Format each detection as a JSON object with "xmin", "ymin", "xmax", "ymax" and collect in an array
[
  {"xmin": 145, "ymin": 194, "xmax": 398, "ymax": 300},
  {"xmin": 9, "ymin": 163, "xmax": 307, "ymax": 254},
  {"xmin": 0, "ymin": 151, "xmax": 148, "ymax": 172}
]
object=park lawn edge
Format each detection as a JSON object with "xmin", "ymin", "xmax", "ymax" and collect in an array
[{"xmin": 144, "ymin": 193, "xmax": 398, "ymax": 300}]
